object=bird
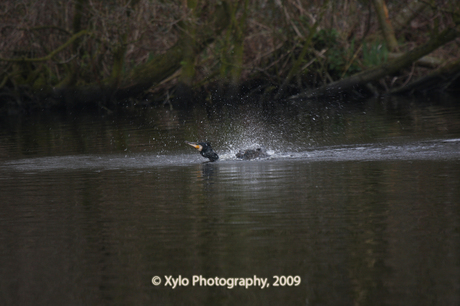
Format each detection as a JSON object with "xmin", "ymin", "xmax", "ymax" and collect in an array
[
  {"xmin": 185, "ymin": 141, "xmax": 219, "ymax": 162},
  {"xmin": 186, "ymin": 141, "xmax": 271, "ymax": 161},
  {"xmin": 235, "ymin": 147, "xmax": 270, "ymax": 160}
]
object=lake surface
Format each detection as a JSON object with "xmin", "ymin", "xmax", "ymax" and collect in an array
[{"xmin": 1, "ymin": 96, "xmax": 460, "ymax": 305}]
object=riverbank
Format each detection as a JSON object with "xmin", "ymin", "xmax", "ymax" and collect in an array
[{"xmin": 1, "ymin": 1, "xmax": 459, "ymax": 114}]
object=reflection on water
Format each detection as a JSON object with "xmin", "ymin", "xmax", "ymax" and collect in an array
[
  {"xmin": 2, "ymin": 96, "xmax": 460, "ymax": 160},
  {"xmin": 1, "ymin": 96, "xmax": 460, "ymax": 305}
]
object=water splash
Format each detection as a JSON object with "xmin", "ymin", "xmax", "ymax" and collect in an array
[{"xmin": 2, "ymin": 139, "xmax": 459, "ymax": 172}]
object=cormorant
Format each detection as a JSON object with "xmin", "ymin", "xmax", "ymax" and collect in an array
[
  {"xmin": 186, "ymin": 141, "xmax": 270, "ymax": 161},
  {"xmin": 236, "ymin": 147, "xmax": 270, "ymax": 160},
  {"xmin": 185, "ymin": 141, "xmax": 219, "ymax": 162}
]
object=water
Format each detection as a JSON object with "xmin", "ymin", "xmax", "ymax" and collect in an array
[{"xmin": 1, "ymin": 96, "xmax": 460, "ymax": 305}]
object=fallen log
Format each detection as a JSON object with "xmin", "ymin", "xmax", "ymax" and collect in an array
[
  {"xmin": 390, "ymin": 59, "xmax": 460, "ymax": 94},
  {"xmin": 289, "ymin": 25, "xmax": 460, "ymax": 100}
]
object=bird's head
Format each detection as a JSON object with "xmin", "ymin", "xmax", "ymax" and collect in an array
[{"xmin": 185, "ymin": 141, "xmax": 219, "ymax": 162}]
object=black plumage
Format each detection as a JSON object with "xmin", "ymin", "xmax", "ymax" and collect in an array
[
  {"xmin": 185, "ymin": 141, "xmax": 219, "ymax": 162},
  {"xmin": 235, "ymin": 147, "xmax": 270, "ymax": 160}
]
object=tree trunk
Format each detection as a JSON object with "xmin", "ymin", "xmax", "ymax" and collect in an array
[{"xmin": 372, "ymin": 0, "xmax": 399, "ymax": 51}]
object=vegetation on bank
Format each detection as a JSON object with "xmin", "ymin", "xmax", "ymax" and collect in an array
[{"xmin": 0, "ymin": 0, "xmax": 459, "ymax": 113}]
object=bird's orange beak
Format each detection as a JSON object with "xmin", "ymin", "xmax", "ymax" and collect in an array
[{"xmin": 185, "ymin": 141, "xmax": 202, "ymax": 151}]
